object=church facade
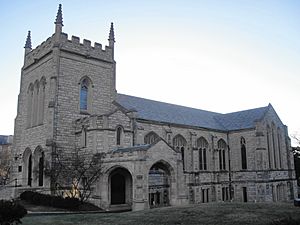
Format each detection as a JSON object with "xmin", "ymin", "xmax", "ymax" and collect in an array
[{"xmin": 11, "ymin": 5, "xmax": 297, "ymax": 211}]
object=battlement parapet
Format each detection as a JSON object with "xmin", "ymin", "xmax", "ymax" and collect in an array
[
  {"xmin": 60, "ymin": 33, "xmax": 113, "ymax": 63},
  {"xmin": 23, "ymin": 32, "xmax": 114, "ymax": 69}
]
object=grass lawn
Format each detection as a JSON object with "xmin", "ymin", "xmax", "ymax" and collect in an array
[{"xmin": 22, "ymin": 202, "xmax": 300, "ymax": 225}]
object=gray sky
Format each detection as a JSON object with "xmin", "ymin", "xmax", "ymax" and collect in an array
[{"xmin": 0, "ymin": 0, "xmax": 299, "ymax": 144}]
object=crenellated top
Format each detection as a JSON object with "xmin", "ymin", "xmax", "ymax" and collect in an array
[
  {"xmin": 23, "ymin": 31, "xmax": 114, "ymax": 69},
  {"xmin": 23, "ymin": 4, "xmax": 115, "ymax": 69},
  {"xmin": 59, "ymin": 32, "xmax": 114, "ymax": 62}
]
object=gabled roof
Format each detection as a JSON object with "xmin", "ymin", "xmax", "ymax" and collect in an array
[
  {"xmin": 214, "ymin": 106, "xmax": 269, "ymax": 131},
  {"xmin": 116, "ymin": 93, "xmax": 269, "ymax": 131}
]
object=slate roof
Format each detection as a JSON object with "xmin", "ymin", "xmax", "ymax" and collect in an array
[
  {"xmin": 116, "ymin": 94, "xmax": 269, "ymax": 131},
  {"xmin": 0, "ymin": 136, "xmax": 9, "ymax": 145}
]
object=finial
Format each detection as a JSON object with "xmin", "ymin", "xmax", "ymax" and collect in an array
[
  {"xmin": 108, "ymin": 22, "xmax": 115, "ymax": 47},
  {"xmin": 55, "ymin": 4, "xmax": 63, "ymax": 26},
  {"xmin": 24, "ymin": 31, "xmax": 32, "ymax": 49}
]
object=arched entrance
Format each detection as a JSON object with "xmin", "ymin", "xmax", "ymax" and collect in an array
[
  {"xmin": 109, "ymin": 167, "xmax": 132, "ymax": 205},
  {"xmin": 23, "ymin": 148, "xmax": 32, "ymax": 186},
  {"xmin": 148, "ymin": 161, "xmax": 171, "ymax": 208},
  {"xmin": 33, "ymin": 147, "xmax": 44, "ymax": 187}
]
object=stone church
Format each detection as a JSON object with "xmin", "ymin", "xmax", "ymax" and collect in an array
[{"xmin": 10, "ymin": 5, "xmax": 296, "ymax": 211}]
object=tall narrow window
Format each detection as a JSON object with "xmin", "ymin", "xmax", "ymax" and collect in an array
[
  {"xmin": 38, "ymin": 153, "xmax": 44, "ymax": 186},
  {"xmin": 181, "ymin": 147, "xmax": 185, "ymax": 170},
  {"xmin": 243, "ymin": 187, "xmax": 248, "ymax": 202},
  {"xmin": 173, "ymin": 134, "xmax": 187, "ymax": 171},
  {"xmin": 218, "ymin": 139, "xmax": 227, "ymax": 170},
  {"xmin": 80, "ymin": 84, "xmax": 88, "ymax": 110},
  {"xmin": 272, "ymin": 124, "xmax": 277, "ymax": 168},
  {"xmin": 38, "ymin": 78, "xmax": 46, "ymax": 125},
  {"xmin": 116, "ymin": 126, "xmax": 122, "ymax": 146},
  {"xmin": 267, "ymin": 125, "xmax": 272, "ymax": 168},
  {"xmin": 196, "ymin": 137, "xmax": 208, "ymax": 171},
  {"xmin": 277, "ymin": 128, "xmax": 282, "ymax": 168},
  {"xmin": 28, "ymin": 154, "xmax": 32, "ymax": 186},
  {"xmin": 241, "ymin": 137, "xmax": 247, "ymax": 170},
  {"xmin": 27, "ymin": 84, "xmax": 33, "ymax": 127},
  {"xmin": 31, "ymin": 81, "xmax": 39, "ymax": 126}
]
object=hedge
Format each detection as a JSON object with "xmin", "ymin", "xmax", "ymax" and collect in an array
[
  {"xmin": 0, "ymin": 200, "xmax": 27, "ymax": 225},
  {"xmin": 20, "ymin": 191, "xmax": 80, "ymax": 210}
]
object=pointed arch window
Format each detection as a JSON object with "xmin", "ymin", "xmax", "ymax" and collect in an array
[
  {"xmin": 38, "ymin": 77, "xmax": 46, "ymax": 125},
  {"xmin": 32, "ymin": 81, "xmax": 39, "ymax": 126},
  {"xmin": 241, "ymin": 137, "xmax": 247, "ymax": 170},
  {"xmin": 27, "ymin": 154, "xmax": 32, "ymax": 186},
  {"xmin": 38, "ymin": 152, "xmax": 44, "ymax": 186},
  {"xmin": 144, "ymin": 131, "xmax": 159, "ymax": 145},
  {"xmin": 173, "ymin": 134, "xmax": 187, "ymax": 171},
  {"xmin": 277, "ymin": 127, "xmax": 282, "ymax": 168},
  {"xmin": 196, "ymin": 137, "xmax": 208, "ymax": 171},
  {"xmin": 27, "ymin": 84, "xmax": 34, "ymax": 127},
  {"xmin": 80, "ymin": 81, "xmax": 88, "ymax": 111},
  {"xmin": 266, "ymin": 125, "xmax": 272, "ymax": 168},
  {"xmin": 218, "ymin": 139, "xmax": 227, "ymax": 170},
  {"xmin": 271, "ymin": 123, "xmax": 277, "ymax": 168},
  {"xmin": 116, "ymin": 126, "xmax": 123, "ymax": 146}
]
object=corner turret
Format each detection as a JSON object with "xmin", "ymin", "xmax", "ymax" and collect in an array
[
  {"xmin": 24, "ymin": 31, "xmax": 32, "ymax": 64},
  {"xmin": 54, "ymin": 4, "xmax": 63, "ymax": 42},
  {"xmin": 108, "ymin": 22, "xmax": 115, "ymax": 48},
  {"xmin": 24, "ymin": 31, "xmax": 32, "ymax": 52}
]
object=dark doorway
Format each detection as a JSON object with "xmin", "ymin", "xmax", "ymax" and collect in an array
[
  {"xmin": 27, "ymin": 155, "xmax": 32, "ymax": 186},
  {"xmin": 109, "ymin": 167, "xmax": 132, "ymax": 206},
  {"xmin": 111, "ymin": 173, "xmax": 125, "ymax": 204}
]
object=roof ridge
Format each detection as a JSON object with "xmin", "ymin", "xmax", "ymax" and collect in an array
[{"xmin": 222, "ymin": 105, "xmax": 269, "ymax": 116}]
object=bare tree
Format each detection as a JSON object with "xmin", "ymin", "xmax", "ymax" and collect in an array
[
  {"xmin": 46, "ymin": 148, "xmax": 104, "ymax": 203},
  {"xmin": 0, "ymin": 145, "xmax": 12, "ymax": 185}
]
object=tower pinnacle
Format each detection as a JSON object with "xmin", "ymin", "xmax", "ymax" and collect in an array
[
  {"xmin": 108, "ymin": 22, "xmax": 115, "ymax": 47},
  {"xmin": 55, "ymin": 4, "xmax": 63, "ymax": 26},
  {"xmin": 24, "ymin": 31, "xmax": 32, "ymax": 49}
]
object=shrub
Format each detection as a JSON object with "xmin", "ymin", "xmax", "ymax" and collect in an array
[
  {"xmin": 20, "ymin": 191, "xmax": 80, "ymax": 210},
  {"xmin": 0, "ymin": 200, "xmax": 27, "ymax": 225}
]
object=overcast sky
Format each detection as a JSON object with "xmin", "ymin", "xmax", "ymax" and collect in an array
[{"xmin": 0, "ymin": 0, "xmax": 299, "ymax": 145}]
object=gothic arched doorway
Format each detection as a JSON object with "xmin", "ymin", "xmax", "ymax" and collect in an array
[
  {"xmin": 109, "ymin": 167, "xmax": 132, "ymax": 205},
  {"xmin": 148, "ymin": 161, "xmax": 172, "ymax": 208}
]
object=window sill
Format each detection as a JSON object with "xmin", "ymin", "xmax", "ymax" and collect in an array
[{"xmin": 80, "ymin": 110, "xmax": 90, "ymax": 115}]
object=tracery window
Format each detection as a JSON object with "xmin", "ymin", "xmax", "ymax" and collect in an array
[
  {"xmin": 241, "ymin": 137, "xmax": 247, "ymax": 170},
  {"xmin": 218, "ymin": 139, "xmax": 227, "ymax": 170},
  {"xmin": 27, "ymin": 78, "xmax": 46, "ymax": 127},
  {"xmin": 196, "ymin": 137, "xmax": 208, "ymax": 171},
  {"xmin": 144, "ymin": 131, "xmax": 159, "ymax": 145}
]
